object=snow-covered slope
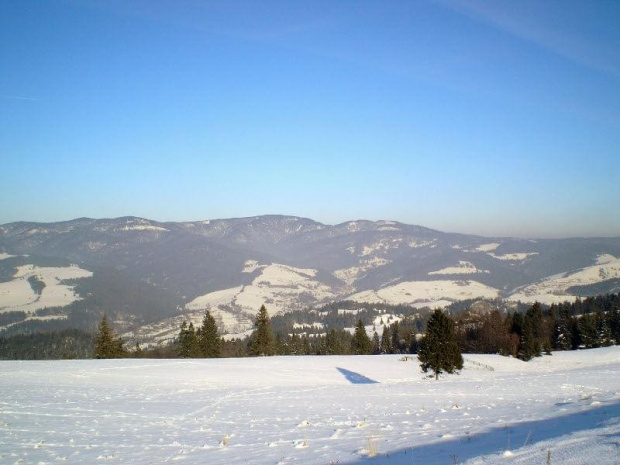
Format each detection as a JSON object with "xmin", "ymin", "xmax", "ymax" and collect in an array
[
  {"xmin": 184, "ymin": 261, "xmax": 342, "ymax": 332},
  {"xmin": 0, "ymin": 264, "xmax": 92, "ymax": 314},
  {"xmin": 509, "ymin": 256, "xmax": 620, "ymax": 304},
  {"xmin": 1, "ymin": 215, "xmax": 620, "ymax": 337},
  {"xmin": 349, "ymin": 280, "xmax": 500, "ymax": 308},
  {"xmin": 1, "ymin": 347, "xmax": 619, "ymax": 465}
]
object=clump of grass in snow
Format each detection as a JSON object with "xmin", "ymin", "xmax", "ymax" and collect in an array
[{"xmin": 366, "ymin": 434, "xmax": 378, "ymax": 457}]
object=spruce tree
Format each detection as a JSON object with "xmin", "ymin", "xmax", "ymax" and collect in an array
[
  {"xmin": 579, "ymin": 314, "xmax": 598, "ymax": 348},
  {"xmin": 351, "ymin": 320, "xmax": 372, "ymax": 354},
  {"xmin": 381, "ymin": 325, "xmax": 393, "ymax": 354},
  {"xmin": 418, "ymin": 309, "xmax": 463, "ymax": 380},
  {"xmin": 391, "ymin": 321, "xmax": 401, "ymax": 353},
  {"xmin": 553, "ymin": 307, "xmax": 573, "ymax": 351},
  {"xmin": 249, "ymin": 305, "xmax": 275, "ymax": 356},
  {"xmin": 176, "ymin": 321, "xmax": 199, "ymax": 358},
  {"xmin": 93, "ymin": 314, "xmax": 125, "ymax": 359},
  {"xmin": 519, "ymin": 315, "xmax": 537, "ymax": 361},
  {"xmin": 372, "ymin": 331, "xmax": 380, "ymax": 355},
  {"xmin": 198, "ymin": 310, "xmax": 221, "ymax": 357}
]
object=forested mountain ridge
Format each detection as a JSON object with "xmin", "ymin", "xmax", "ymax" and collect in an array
[{"xmin": 1, "ymin": 215, "xmax": 619, "ymax": 342}]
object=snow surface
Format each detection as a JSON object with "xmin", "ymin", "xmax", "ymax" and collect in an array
[
  {"xmin": 428, "ymin": 261, "xmax": 490, "ymax": 276},
  {"xmin": 349, "ymin": 280, "xmax": 500, "ymax": 308},
  {"xmin": 334, "ymin": 257, "xmax": 391, "ymax": 285},
  {"xmin": 596, "ymin": 254, "xmax": 617, "ymax": 265},
  {"xmin": 118, "ymin": 225, "xmax": 169, "ymax": 232},
  {"xmin": 0, "ymin": 253, "xmax": 15, "ymax": 260},
  {"xmin": 509, "ymin": 257, "xmax": 620, "ymax": 304},
  {"xmin": 488, "ymin": 252, "xmax": 539, "ymax": 261},
  {"xmin": 0, "ymin": 265, "xmax": 92, "ymax": 314},
  {"xmin": 475, "ymin": 243, "xmax": 501, "ymax": 252},
  {"xmin": 1, "ymin": 347, "xmax": 619, "ymax": 465}
]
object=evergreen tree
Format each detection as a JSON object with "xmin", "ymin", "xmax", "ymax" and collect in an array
[
  {"xmin": 371, "ymin": 331, "xmax": 381, "ymax": 355},
  {"xmin": 249, "ymin": 305, "xmax": 275, "ymax": 356},
  {"xmin": 596, "ymin": 312, "xmax": 613, "ymax": 347},
  {"xmin": 351, "ymin": 320, "xmax": 372, "ymax": 354},
  {"xmin": 418, "ymin": 309, "xmax": 463, "ymax": 380},
  {"xmin": 553, "ymin": 307, "xmax": 573, "ymax": 351},
  {"xmin": 391, "ymin": 321, "xmax": 401, "ymax": 353},
  {"xmin": 198, "ymin": 310, "xmax": 220, "ymax": 357},
  {"xmin": 579, "ymin": 314, "xmax": 598, "ymax": 348},
  {"xmin": 519, "ymin": 314, "xmax": 538, "ymax": 361},
  {"xmin": 608, "ymin": 307, "xmax": 620, "ymax": 345},
  {"xmin": 93, "ymin": 314, "xmax": 125, "ymax": 359},
  {"xmin": 176, "ymin": 321, "xmax": 200, "ymax": 358},
  {"xmin": 381, "ymin": 325, "xmax": 393, "ymax": 354}
]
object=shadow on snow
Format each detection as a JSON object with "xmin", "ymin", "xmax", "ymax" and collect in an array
[
  {"xmin": 343, "ymin": 399, "xmax": 620, "ymax": 464},
  {"xmin": 336, "ymin": 367, "xmax": 379, "ymax": 384}
]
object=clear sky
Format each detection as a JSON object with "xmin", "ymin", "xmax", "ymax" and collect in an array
[{"xmin": 1, "ymin": 0, "xmax": 619, "ymax": 238}]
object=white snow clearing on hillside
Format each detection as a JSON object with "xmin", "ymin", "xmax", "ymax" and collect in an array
[
  {"xmin": 475, "ymin": 243, "xmax": 500, "ymax": 252},
  {"xmin": 348, "ymin": 280, "xmax": 500, "ymax": 308},
  {"xmin": 334, "ymin": 257, "xmax": 391, "ymax": 285},
  {"xmin": 1, "ymin": 347, "xmax": 619, "ymax": 465},
  {"xmin": 185, "ymin": 263, "xmax": 339, "ymax": 333},
  {"xmin": 0, "ymin": 264, "xmax": 92, "ymax": 314},
  {"xmin": 509, "ymin": 257, "xmax": 620, "ymax": 305},
  {"xmin": 488, "ymin": 252, "xmax": 539, "ymax": 261},
  {"xmin": 428, "ymin": 261, "xmax": 490, "ymax": 275}
]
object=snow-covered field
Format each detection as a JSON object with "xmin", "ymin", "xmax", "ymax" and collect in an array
[{"xmin": 1, "ymin": 348, "xmax": 619, "ymax": 465}]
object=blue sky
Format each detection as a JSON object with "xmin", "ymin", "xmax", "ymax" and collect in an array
[{"xmin": 1, "ymin": 0, "xmax": 619, "ymax": 238}]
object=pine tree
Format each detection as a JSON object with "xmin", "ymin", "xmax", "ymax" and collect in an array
[
  {"xmin": 381, "ymin": 325, "xmax": 393, "ymax": 354},
  {"xmin": 372, "ymin": 331, "xmax": 380, "ymax": 355},
  {"xmin": 519, "ymin": 314, "xmax": 537, "ymax": 361},
  {"xmin": 198, "ymin": 310, "xmax": 220, "ymax": 357},
  {"xmin": 93, "ymin": 315, "xmax": 125, "ymax": 359},
  {"xmin": 596, "ymin": 312, "xmax": 613, "ymax": 347},
  {"xmin": 391, "ymin": 321, "xmax": 401, "ymax": 353},
  {"xmin": 351, "ymin": 320, "xmax": 372, "ymax": 355},
  {"xmin": 176, "ymin": 321, "xmax": 199, "ymax": 358},
  {"xmin": 418, "ymin": 309, "xmax": 463, "ymax": 380},
  {"xmin": 249, "ymin": 305, "xmax": 275, "ymax": 356},
  {"xmin": 579, "ymin": 314, "xmax": 598, "ymax": 348},
  {"xmin": 553, "ymin": 307, "xmax": 573, "ymax": 351}
]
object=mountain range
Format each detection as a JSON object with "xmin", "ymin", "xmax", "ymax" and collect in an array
[{"xmin": 1, "ymin": 215, "xmax": 620, "ymax": 344}]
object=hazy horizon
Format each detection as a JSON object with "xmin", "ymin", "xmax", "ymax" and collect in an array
[{"xmin": 2, "ymin": 1, "xmax": 619, "ymax": 238}]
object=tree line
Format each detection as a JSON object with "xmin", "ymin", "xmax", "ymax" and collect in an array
[
  {"xmin": 4, "ymin": 293, "xmax": 618, "ymax": 362},
  {"xmin": 454, "ymin": 294, "xmax": 620, "ymax": 361}
]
